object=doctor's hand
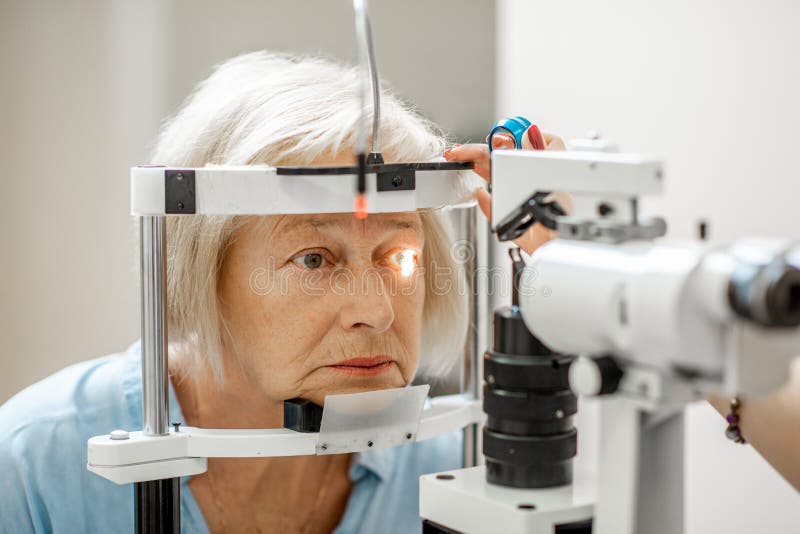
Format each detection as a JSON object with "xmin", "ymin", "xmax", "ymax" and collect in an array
[{"xmin": 442, "ymin": 128, "xmax": 569, "ymax": 255}]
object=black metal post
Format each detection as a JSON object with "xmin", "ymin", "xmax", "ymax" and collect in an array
[{"xmin": 135, "ymin": 479, "xmax": 180, "ymax": 534}]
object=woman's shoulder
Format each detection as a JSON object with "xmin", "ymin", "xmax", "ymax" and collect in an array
[
  {"xmin": 402, "ymin": 430, "xmax": 464, "ymax": 475},
  {"xmin": 0, "ymin": 342, "xmax": 143, "ymax": 533},
  {"xmin": 356, "ymin": 428, "xmax": 463, "ymax": 487},
  {"xmin": 341, "ymin": 430, "xmax": 463, "ymax": 533},
  {"xmin": 0, "ymin": 341, "xmax": 141, "ymax": 442}
]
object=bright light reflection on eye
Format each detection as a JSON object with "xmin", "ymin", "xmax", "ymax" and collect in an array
[{"xmin": 397, "ymin": 249, "xmax": 417, "ymax": 277}]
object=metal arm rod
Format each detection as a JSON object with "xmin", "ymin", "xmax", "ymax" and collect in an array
[
  {"xmin": 364, "ymin": 13, "xmax": 381, "ymax": 153},
  {"xmin": 353, "ymin": 0, "xmax": 381, "ymax": 154}
]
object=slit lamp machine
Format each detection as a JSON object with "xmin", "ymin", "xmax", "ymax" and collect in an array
[{"xmin": 86, "ymin": 1, "xmax": 800, "ymax": 532}]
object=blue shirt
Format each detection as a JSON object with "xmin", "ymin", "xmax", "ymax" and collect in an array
[{"xmin": 0, "ymin": 341, "xmax": 462, "ymax": 533}]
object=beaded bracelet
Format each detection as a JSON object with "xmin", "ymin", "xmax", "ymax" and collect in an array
[{"xmin": 724, "ymin": 396, "xmax": 747, "ymax": 444}]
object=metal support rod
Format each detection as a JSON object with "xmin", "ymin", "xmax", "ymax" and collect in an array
[
  {"xmin": 460, "ymin": 206, "xmax": 487, "ymax": 468},
  {"xmin": 137, "ymin": 215, "xmax": 180, "ymax": 534},
  {"xmin": 140, "ymin": 215, "xmax": 169, "ymax": 436}
]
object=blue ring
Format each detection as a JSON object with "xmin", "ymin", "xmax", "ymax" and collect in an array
[{"xmin": 487, "ymin": 116, "xmax": 531, "ymax": 152}]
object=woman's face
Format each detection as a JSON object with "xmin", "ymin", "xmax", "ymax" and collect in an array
[{"xmin": 218, "ymin": 208, "xmax": 426, "ymax": 407}]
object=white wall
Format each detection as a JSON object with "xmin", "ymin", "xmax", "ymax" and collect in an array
[
  {"xmin": 0, "ymin": 1, "xmax": 167, "ymax": 405},
  {"xmin": 497, "ymin": 0, "xmax": 799, "ymax": 531},
  {"xmin": 0, "ymin": 0, "xmax": 494, "ymax": 404},
  {"xmin": 164, "ymin": 0, "xmax": 495, "ymax": 142}
]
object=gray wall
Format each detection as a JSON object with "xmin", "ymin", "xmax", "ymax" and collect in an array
[{"xmin": 0, "ymin": 0, "xmax": 495, "ymax": 403}]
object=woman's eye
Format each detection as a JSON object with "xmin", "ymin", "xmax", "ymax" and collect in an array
[
  {"xmin": 387, "ymin": 249, "xmax": 419, "ymax": 276},
  {"xmin": 292, "ymin": 253, "xmax": 326, "ymax": 270}
]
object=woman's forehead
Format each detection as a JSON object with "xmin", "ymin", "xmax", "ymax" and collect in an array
[
  {"xmin": 249, "ymin": 211, "xmax": 424, "ymax": 246},
  {"xmin": 279, "ymin": 212, "xmax": 421, "ymax": 233}
]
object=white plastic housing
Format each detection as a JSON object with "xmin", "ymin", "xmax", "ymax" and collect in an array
[
  {"xmin": 131, "ymin": 165, "xmax": 478, "ymax": 216},
  {"xmin": 518, "ymin": 238, "xmax": 800, "ymax": 395},
  {"xmin": 87, "ymin": 395, "xmax": 484, "ymax": 485},
  {"xmin": 490, "ymin": 150, "xmax": 664, "ymax": 225}
]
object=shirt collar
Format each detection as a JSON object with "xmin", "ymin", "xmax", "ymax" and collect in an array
[{"xmin": 350, "ymin": 444, "xmax": 398, "ymax": 482}]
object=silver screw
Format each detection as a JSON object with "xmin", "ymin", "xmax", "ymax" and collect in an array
[
  {"xmin": 555, "ymin": 409, "xmax": 565, "ymax": 419},
  {"xmin": 176, "ymin": 173, "xmax": 184, "ymax": 181}
]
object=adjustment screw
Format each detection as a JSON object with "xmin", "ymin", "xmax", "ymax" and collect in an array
[
  {"xmin": 555, "ymin": 409, "xmax": 565, "ymax": 419},
  {"xmin": 367, "ymin": 440, "xmax": 374, "ymax": 447},
  {"xmin": 392, "ymin": 176, "xmax": 403, "ymax": 187},
  {"xmin": 109, "ymin": 430, "xmax": 129, "ymax": 441},
  {"xmin": 172, "ymin": 422, "xmax": 181, "ymax": 433},
  {"xmin": 176, "ymin": 173, "xmax": 183, "ymax": 180},
  {"xmin": 177, "ymin": 202, "xmax": 184, "ymax": 210},
  {"xmin": 321, "ymin": 443, "xmax": 328, "ymax": 451},
  {"xmin": 597, "ymin": 203, "xmax": 614, "ymax": 217},
  {"xmin": 406, "ymin": 433, "xmax": 413, "ymax": 440}
]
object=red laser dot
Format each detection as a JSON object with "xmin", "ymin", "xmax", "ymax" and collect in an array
[{"xmin": 354, "ymin": 193, "xmax": 368, "ymax": 220}]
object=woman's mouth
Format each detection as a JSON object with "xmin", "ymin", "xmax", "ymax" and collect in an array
[{"xmin": 328, "ymin": 356, "xmax": 394, "ymax": 376}]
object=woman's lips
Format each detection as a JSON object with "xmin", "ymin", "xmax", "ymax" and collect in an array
[{"xmin": 328, "ymin": 356, "xmax": 394, "ymax": 376}]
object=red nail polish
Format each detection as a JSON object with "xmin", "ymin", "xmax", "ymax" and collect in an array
[{"xmin": 527, "ymin": 125, "xmax": 544, "ymax": 150}]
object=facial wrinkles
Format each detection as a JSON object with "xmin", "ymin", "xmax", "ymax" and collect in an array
[
  {"xmin": 251, "ymin": 214, "xmax": 423, "ymax": 396},
  {"xmin": 266, "ymin": 260, "xmax": 393, "ymax": 388},
  {"xmin": 329, "ymin": 330, "xmax": 405, "ymax": 365}
]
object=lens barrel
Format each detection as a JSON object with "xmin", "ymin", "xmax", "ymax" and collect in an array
[
  {"xmin": 483, "ymin": 304, "xmax": 578, "ymax": 488},
  {"xmin": 729, "ymin": 260, "xmax": 800, "ymax": 328}
]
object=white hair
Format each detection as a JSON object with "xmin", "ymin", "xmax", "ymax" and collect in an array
[{"xmin": 151, "ymin": 51, "xmax": 469, "ymax": 382}]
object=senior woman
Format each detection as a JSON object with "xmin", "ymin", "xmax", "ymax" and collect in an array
[{"xmin": 0, "ymin": 51, "xmax": 562, "ymax": 533}]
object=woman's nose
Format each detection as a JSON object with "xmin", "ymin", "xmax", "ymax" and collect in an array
[{"xmin": 337, "ymin": 270, "xmax": 395, "ymax": 333}]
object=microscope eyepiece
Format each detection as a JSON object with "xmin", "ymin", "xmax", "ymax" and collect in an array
[
  {"xmin": 729, "ymin": 260, "xmax": 800, "ymax": 328},
  {"xmin": 766, "ymin": 266, "xmax": 800, "ymax": 326}
]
